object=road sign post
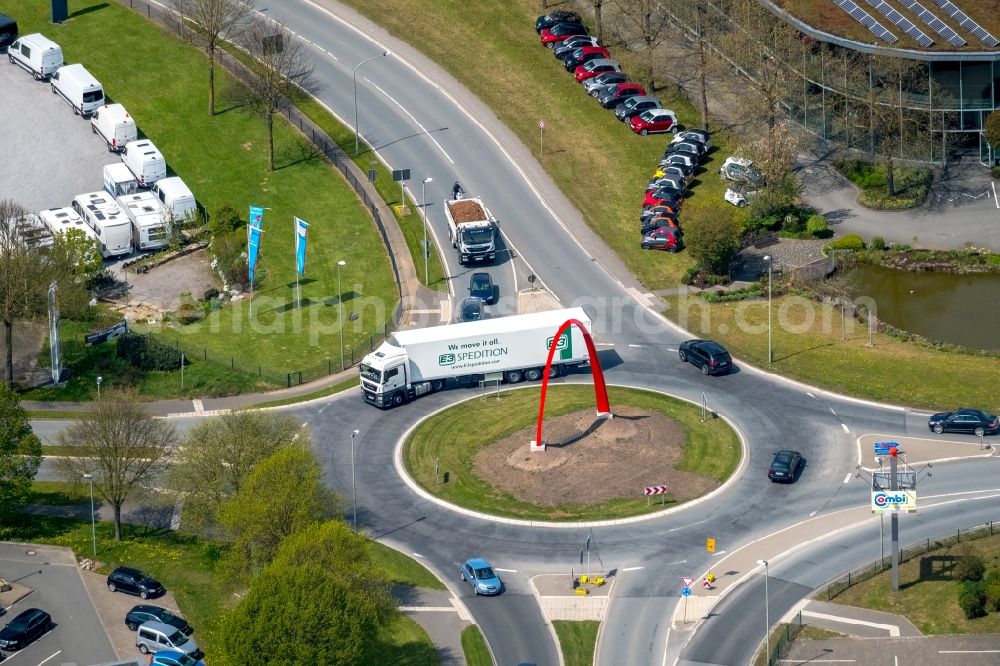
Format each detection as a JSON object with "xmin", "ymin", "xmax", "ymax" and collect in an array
[
  {"xmin": 645, "ymin": 485, "xmax": 667, "ymax": 507},
  {"xmin": 538, "ymin": 119, "xmax": 546, "ymax": 155},
  {"xmin": 392, "ymin": 168, "xmax": 411, "ymax": 208},
  {"xmin": 706, "ymin": 538, "xmax": 716, "ymax": 553}
]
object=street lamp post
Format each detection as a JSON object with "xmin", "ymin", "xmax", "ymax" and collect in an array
[
  {"xmin": 763, "ymin": 255, "xmax": 773, "ymax": 363},
  {"xmin": 421, "ymin": 177, "xmax": 433, "ymax": 285},
  {"xmin": 353, "ymin": 51, "xmax": 390, "ymax": 156},
  {"xmin": 83, "ymin": 473, "xmax": 96, "ymax": 557},
  {"xmin": 350, "ymin": 429, "xmax": 360, "ymax": 529},
  {"xmin": 757, "ymin": 559, "xmax": 770, "ymax": 662},
  {"xmin": 337, "ymin": 260, "xmax": 346, "ymax": 371},
  {"xmin": 96, "ymin": 376, "xmax": 102, "ymax": 400}
]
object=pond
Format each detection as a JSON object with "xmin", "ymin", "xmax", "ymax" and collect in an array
[{"xmin": 847, "ymin": 263, "xmax": 1000, "ymax": 351}]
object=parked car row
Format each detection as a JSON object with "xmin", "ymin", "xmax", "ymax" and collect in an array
[
  {"xmin": 639, "ymin": 129, "xmax": 713, "ymax": 252},
  {"xmin": 7, "ymin": 28, "xmax": 198, "ymax": 260}
]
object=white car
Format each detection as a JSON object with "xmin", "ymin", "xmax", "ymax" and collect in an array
[
  {"xmin": 724, "ymin": 184, "xmax": 755, "ymax": 208},
  {"xmin": 719, "ymin": 156, "xmax": 762, "ymax": 185}
]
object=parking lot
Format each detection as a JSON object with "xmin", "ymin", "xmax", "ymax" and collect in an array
[
  {"xmin": 1, "ymin": 52, "xmax": 124, "ymax": 213},
  {"xmin": 0, "ymin": 543, "xmax": 116, "ymax": 665}
]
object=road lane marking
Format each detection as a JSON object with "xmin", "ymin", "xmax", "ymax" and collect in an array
[
  {"xmin": 494, "ymin": 568, "xmax": 518, "ymax": 573},
  {"xmin": 622, "ymin": 566, "xmax": 645, "ymax": 572},
  {"xmin": 843, "ymin": 473, "xmax": 852, "ymax": 484},
  {"xmin": 829, "ymin": 408, "xmax": 837, "ymax": 416},
  {"xmin": 666, "ymin": 518, "xmax": 710, "ymax": 532},
  {"xmin": 806, "ymin": 392, "xmax": 816, "ymax": 399},
  {"xmin": 399, "ymin": 606, "xmax": 457, "ymax": 612},
  {"xmin": 992, "ymin": 180, "xmax": 999, "ymax": 208},
  {"xmin": 37, "ymin": 651, "xmax": 62, "ymax": 666},
  {"xmin": 809, "ymin": 510, "xmax": 817, "ymax": 517},
  {"xmin": 628, "ymin": 343, "xmax": 645, "ymax": 348},
  {"xmin": 940, "ymin": 650, "xmax": 1000, "ymax": 653},
  {"xmin": 841, "ymin": 423, "xmax": 850, "ymax": 433},
  {"xmin": 365, "ymin": 78, "xmax": 455, "ymax": 165},
  {"xmin": 412, "ymin": 552, "xmax": 424, "ymax": 558}
]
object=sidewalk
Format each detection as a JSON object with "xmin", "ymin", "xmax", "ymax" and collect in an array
[
  {"xmin": 796, "ymin": 599, "xmax": 921, "ymax": 638},
  {"xmin": 396, "ymin": 586, "xmax": 473, "ymax": 666}
]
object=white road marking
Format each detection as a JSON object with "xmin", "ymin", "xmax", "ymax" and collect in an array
[
  {"xmin": 709, "ymin": 551, "xmax": 726, "ymax": 557},
  {"xmin": 841, "ymin": 423, "xmax": 850, "ymax": 433},
  {"xmin": 192, "ymin": 399, "xmax": 204, "ymax": 413},
  {"xmin": 667, "ymin": 518, "xmax": 710, "ymax": 532},
  {"xmin": 940, "ymin": 650, "xmax": 1000, "ymax": 654},
  {"xmin": 843, "ymin": 473, "xmax": 852, "ymax": 484},
  {"xmin": 801, "ymin": 610, "xmax": 900, "ymax": 636},
  {"xmin": 622, "ymin": 566, "xmax": 645, "ymax": 572},
  {"xmin": 594, "ymin": 342, "xmax": 616, "ymax": 347},
  {"xmin": 663, "ymin": 626, "xmax": 672, "ymax": 666},
  {"xmin": 365, "ymin": 78, "xmax": 455, "ymax": 164},
  {"xmin": 809, "ymin": 510, "xmax": 817, "ymax": 517},
  {"xmin": 399, "ymin": 605, "xmax": 457, "ymax": 612},
  {"xmin": 993, "ymin": 180, "xmax": 999, "ymax": 208},
  {"xmin": 778, "ymin": 661, "xmax": 855, "ymax": 663},
  {"xmin": 494, "ymin": 568, "xmax": 518, "ymax": 573},
  {"xmin": 829, "ymin": 407, "xmax": 838, "ymax": 417},
  {"xmin": 412, "ymin": 552, "xmax": 424, "ymax": 558},
  {"xmin": 628, "ymin": 343, "xmax": 645, "ymax": 348},
  {"xmin": 37, "ymin": 651, "xmax": 62, "ymax": 666},
  {"xmin": 806, "ymin": 392, "xmax": 816, "ymax": 399}
]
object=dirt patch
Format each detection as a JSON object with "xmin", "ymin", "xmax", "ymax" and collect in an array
[
  {"xmin": 446, "ymin": 199, "xmax": 487, "ymax": 223},
  {"xmin": 473, "ymin": 406, "xmax": 718, "ymax": 506}
]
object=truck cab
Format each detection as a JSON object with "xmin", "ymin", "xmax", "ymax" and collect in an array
[{"xmin": 360, "ymin": 343, "xmax": 437, "ymax": 408}]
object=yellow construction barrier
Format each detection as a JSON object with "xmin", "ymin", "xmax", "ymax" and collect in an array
[
  {"xmin": 589, "ymin": 577, "xmax": 606, "ymax": 586},
  {"xmin": 575, "ymin": 587, "xmax": 589, "ymax": 595},
  {"xmin": 578, "ymin": 575, "xmax": 589, "ymax": 585},
  {"xmin": 393, "ymin": 204, "xmax": 411, "ymax": 216}
]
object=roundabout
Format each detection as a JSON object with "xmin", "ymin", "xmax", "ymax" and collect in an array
[{"xmin": 400, "ymin": 384, "xmax": 742, "ymax": 523}]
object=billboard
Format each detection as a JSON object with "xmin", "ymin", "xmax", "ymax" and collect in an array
[{"xmin": 871, "ymin": 490, "xmax": 917, "ymax": 513}]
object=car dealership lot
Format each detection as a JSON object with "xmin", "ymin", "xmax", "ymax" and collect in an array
[
  {"xmin": 0, "ymin": 543, "xmax": 115, "ymax": 665},
  {"xmin": 1, "ymin": 56, "xmax": 120, "ymax": 213}
]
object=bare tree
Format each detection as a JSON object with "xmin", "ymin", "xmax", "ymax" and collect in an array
[
  {"xmin": 610, "ymin": 0, "xmax": 671, "ymax": 92},
  {"xmin": 662, "ymin": 1, "xmax": 727, "ymax": 130},
  {"xmin": 56, "ymin": 388, "xmax": 178, "ymax": 541},
  {"xmin": 739, "ymin": 119, "xmax": 803, "ymax": 215},
  {"xmin": 239, "ymin": 16, "xmax": 317, "ymax": 171},
  {"xmin": 175, "ymin": 0, "xmax": 254, "ymax": 116}
]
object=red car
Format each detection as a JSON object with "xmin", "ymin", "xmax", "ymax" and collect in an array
[
  {"xmin": 643, "ymin": 186, "xmax": 684, "ymax": 209},
  {"xmin": 629, "ymin": 109, "xmax": 679, "ymax": 135},
  {"xmin": 641, "ymin": 226, "xmax": 682, "ymax": 252},
  {"xmin": 574, "ymin": 59, "xmax": 621, "ymax": 82},
  {"xmin": 541, "ymin": 23, "xmax": 588, "ymax": 48}
]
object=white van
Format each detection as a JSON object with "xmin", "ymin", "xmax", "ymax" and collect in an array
[
  {"xmin": 50, "ymin": 63, "xmax": 104, "ymax": 116},
  {"xmin": 151, "ymin": 177, "xmax": 196, "ymax": 223},
  {"xmin": 91, "ymin": 103, "xmax": 136, "ymax": 151},
  {"xmin": 39, "ymin": 206, "xmax": 100, "ymax": 244},
  {"xmin": 103, "ymin": 162, "xmax": 139, "ymax": 198},
  {"xmin": 71, "ymin": 191, "xmax": 132, "ymax": 258},
  {"xmin": 117, "ymin": 191, "xmax": 170, "ymax": 251},
  {"xmin": 7, "ymin": 33, "xmax": 63, "ymax": 80},
  {"xmin": 120, "ymin": 140, "xmax": 166, "ymax": 187}
]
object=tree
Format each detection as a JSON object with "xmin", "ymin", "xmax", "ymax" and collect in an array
[
  {"xmin": 219, "ymin": 445, "xmax": 339, "ymax": 575},
  {"xmin": 54, "ymin": 228, "xmax": 104, "ymax": 279},
  {"xmin": 739, "ymin": 119, "xmax": 802, "ymax": 216},
  {"xmin": 55, "ymin": 388, "xmax": 178, "ymax": 540},
  {"xmin": 174, "ymin": 0, "xmax": 254, "ymax": 116},
  {"xmin": 983, "ymin": 110, "xmax": 1000, "ymax": 153},
  {"xmin": 167, "ymin": 410, "xmax": 309, "ymax": 534},
  {"xmin": 661, "ymin": 0, "xmax": 725, "ymax": 130},
  {"xmin": 610, "ymin": 0, "xmax": 671, "ymax": 92},
  {"xmin": 239, "ymin": 16, "xmax": 317, "ymax": 171},
  {"xmin": 0, "ymin": 384, "xmax": 42, "ymax": 512},
  {"xmin": 0, "ymin": 199, "xmax": 76, "ymax": 386},
  {"xmin": 684, "ymin": 208, "xmax": 741, "ymax": 275},
  {"xmin": 269, "ymin": 520, "xmax": 375, "ymax": 578}
]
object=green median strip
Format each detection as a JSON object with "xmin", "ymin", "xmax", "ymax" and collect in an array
[
  {"xmin": 461, "ymin": 625, "xmax": 493, "ymax": 666},
  {"xmin": 553, "ymin": 620, "xmax": 600, "ymax": 666}
]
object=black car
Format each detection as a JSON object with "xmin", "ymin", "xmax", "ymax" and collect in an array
[
  {"xmin": 584, "ymin": 71, "xmax": 629, "ymax": 96},
  {"xmin": 0, "ymin": 13, "xmax": 17, "ymax": 51},
  {"xmin": 125, "ymin": 605, "xmax": 193, "ymax": 635},
  {"xmin": 678, "ymin": 339, "xmax": 732, "ymax": 375},
  {"xmin": 543, "ymin": 22, "xmax": 588, "ymax": 47},
  {"xmin": 107, "ymin": 566, "xmax": 165, "ymax": 600},
  {"xmin": 563, "ymin": 49, "xmax": 608, "ymax": 72},
  {"xmin": 457, "ymin": 297, "xmax": 485, "ymax": 323},
  {"xmin": 553, "ymin": 35, "xmax": 600, "ymax": 59},
  {"xmin": 671, "ymin": 129, "xmax": 711, "ymax": 149},
  {"xmin": 468, "ymin": 272, "xmax": 496, "ymax": 304},
  {"xmin": 927, "ymin": 408, "xmax": 999, "ymax": 435},
  {"xmin": 768, "ymin": 450, "xmax": 802, "ymax": 483},
  {"xmin": 0, "ymin": 608, "xmax": 52, "ymax": 651},
  {"xmin": 664, "ymin": 141, "xmax": 707, "ymax": 162},
  {"xmin": 536, "ymin": 10, "xmax": 582, "ymax": 33}
]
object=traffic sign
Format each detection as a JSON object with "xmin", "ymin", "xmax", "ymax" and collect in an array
[
  {"xmin": 644, "ymin": 485, "xmax": 668, "ymax": 496},
  {"xmin": 392, "ymin": 168, "xmax": 411, "ymax": 182},
  {"xmin": 538, "ymin": 119, "xmax": 546, "ymax": 129},
  {"xmin": 681, "ymin": 586, "xmax": 692, "ymax": 597},
  {"xmin": 706, "ymin": 537, "xmax": 716, "ymax": 553},
  {"xmin": 874, "ymin": 441, "xmax": 895, "ymax": 456},
  {"xmin": 681, "ymin": 576, "xmax": 694, "ymax": 587}
]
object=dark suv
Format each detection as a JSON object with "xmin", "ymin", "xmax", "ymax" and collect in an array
[
  {"xmin": 0, "ymin": 608, "xmax": 52, "ymax": 651},
  {"xmin": 107, "ymin": 566, "xmax": 165, "ymax": 599},
  {"xmin": 927, "ymin": 408, "xmax": 999, "ymax": 435},
  {"xmin": 768, "ymin": 450, "xmax": 802, "ymax": 483},
  {"xmin": 678, "ymin": 339, "xmax": 732, "ymax": 375},
  {"xmin": 536, "ymin": 10, "xmax": 582, "ymax": 33},
  {"xmin": 125, "ymin": 605, "xmax": 193, "ymax": 635}
]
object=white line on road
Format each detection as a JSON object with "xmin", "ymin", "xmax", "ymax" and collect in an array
[
  {"xmin": 806, "ymin": 392, "xmax": 816, "ymax": 399},
  {"xmin": 843, "ymin": 473, "xmax": 852, "ymax": 484},
  {"xmin": 809, "ymin": 510, "xmax": 817, "ymax": 517},
  {"xmin": 666, "ymin": 518, "xmax": 710, "ymax": 532},
  {"xmin": 709, "ymin": 551, "xmax": 726, "ymax": 557},
  {"xmin": 778, "ymin": 660, "xmax": 855, "ymax": 663},
  {"xmin": 192, "ymin": 399, "xmax": 204, "ymax": 413},
  {"xmin": 841, "ymin": 423, "xmax": 850, "ymax": 433},
  {"xmin": 494, "ymin": 568, "xmax": 518, "ymax": 573},
  {"xmin": 594, "ymin": 342, "xmax": 616, "ymax": 347},
  {"xmin": 622, "ymin": 566, "xmax": 645, "ymax": 572},
  {"xmin": 399, "ymin": 606, "xmax": 457, "ymax": 612},
  {"xmin": 37, "ymin": 651, "xmax": 62, "ymax": 666},
  {"xmin": 939, "ymin": 650, "xmax": 1000, "ymax": 654},
  {"xmin": 993, "ymin": 181, "xmax": 999, "ymax": 209},
  {"xmin": 365, "ymin": 78, "xmax": 455, "ymax": 164},
  {"xmin": 628, "ymin": 344, "xmax": 645, "ymax": 348},
  {"xmin": 829, "ymin": 408, "xmax": 838, "ymax": 416},
  {"xmin": 412, "ymin": 552, "xmax": 424, "ymax": 558}
]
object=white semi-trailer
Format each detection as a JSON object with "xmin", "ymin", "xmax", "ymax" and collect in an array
[
  {"xmin": 360, "ymin": 307, "xmax": 592, "ymax": 408},
  {"xmin": 443, "ymin": 196, "xmax": 498, "ymax": 265}
]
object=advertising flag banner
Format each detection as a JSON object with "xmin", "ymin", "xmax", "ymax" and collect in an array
[
  {"xmin": 295, "ymin": 217, "xmax": 309, "ymax": 276},
  {"xmin": 248, "ymin": 205, "xmax": 265, "ymax": 286}
]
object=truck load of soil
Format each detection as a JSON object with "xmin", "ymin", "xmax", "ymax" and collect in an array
[{"xmin": 447, "ymin": 199, "xmax": 487, "ymax": 224}]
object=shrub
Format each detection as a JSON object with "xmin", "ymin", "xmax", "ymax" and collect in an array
[
  {"xmin": 212, "ymin": 229, "xmax": 250, "ymax": 287},
  {"xmin": 955, "ymin": 553, "xmax": 986, "ymax": 582},
  {"xmin": 806, "ymin": 215, "xmax": 828, "ymax": 237},
  {"xmin": 992, "ymin": 166, "xmax": 1000, "ymax": 179},
  {"xmin": 681, "ymin": 265, "xmax": 700, "ymax": 286},
  {"xmin": 827, "ymin": 234, "xmax": 865, "ymax": 251},
  {"xmin": 176, "ymin": 292, "xmax": 205, "ymax": 325},
  {"xmin": 986, "ymin": 569, "xmax": 1000, "ymax": 612},
  {"xmin": 959, "ymin": 581, "xmax": 987, "ymax": 619},
  {"xmin": 116, "ymin": 332, "xmax": 185, "ymax": 372},
  {"xmin": 209, "ymin": 204, "xmax": 244, "ymax": 237},
  {"xmin": 869, "ymin": 236, "xmax": 887, "ymax": 251},
  {"xmin": 891, "ymin": 243, "xmax": 911, "ymax": 252},
  {"xmin": 700, "ymin": 284, "xmax": 764, "ymax": 303},
  {"xmin": 203, "ymin": 288, "xmax": 220, "ymax": 302},
  {"xmin": 684, "ymin": 209, "xmax": 741, "ymax": 275}
]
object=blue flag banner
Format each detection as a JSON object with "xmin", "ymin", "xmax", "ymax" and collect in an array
[
  {"xmin": 295, "ymin": 217, "xmax": 309, "ymax": 276},
  {"xmin": 247, "ymin": 205, "xmax": 265, "ymax": 287}
]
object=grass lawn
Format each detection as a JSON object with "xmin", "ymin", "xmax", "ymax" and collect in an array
[
  {"xmin": 370, "ymin": 541, "xmax": 447, "ymax": 590},
  {"xmin": 462, "ymin": 625, "xmax": 492, "ymax": 666},
  {"xmin": 835, "ymin": 159, "xmax": 932, "ymax": 210},
  {"xmin": 665, "ymin": 293, "xmax": 1000, "ymax": 410},
  {"xmin": 553, "ymin": 620, "xmax": 599, "ymax": 666},
  {"xmin": 4, "ymin": 0, "xmax": 397, "ymax": 386},
  {"xmin": 27, "ymin": 481, "xmax": 94, "ymax": 505},
  {"xmin": 404, "ymin": 385, "xmax": 740, "ymax": 521},
  {"xmin": 249, "ymin": 376, "xmax": 360, "ymax": 409},
  {"xmin": 831, "ymin": 532, "xmax": 1000, "ymax": 634}
]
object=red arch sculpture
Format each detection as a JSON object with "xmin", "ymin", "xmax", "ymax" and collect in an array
[{"xmin": 530, "ymin": 318, "xmax": 611, "ymax": 452}]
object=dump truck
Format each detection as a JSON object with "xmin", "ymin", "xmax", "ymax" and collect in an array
[
  {"xmin": 443, "ymin": 196, "xmax": 498, "ymax": 265},
  {"xmin": 360, "ymin": 307, "xmax": 592, "ymax": 408}
]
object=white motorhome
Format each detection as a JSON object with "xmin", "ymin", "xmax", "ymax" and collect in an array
[
  {"xmin": 117, "ymin": 191, "xmax": 170, "ymax": 251},
  {"xmin": 7, "ymin": 33, "xmax": 63, "ymax": 80},
  {"xmin": 39, "ymin": 206, "xmax": 100, "ymax": 245},
  {"xmin": 3, "ymin": 213, "xmax": 52, "ymax": 249},
  {"xmin": 151, "ymin": 177, "xmax": 196, "ymax": 222},
  {"xmin": 103, "ymin": 163, "xmax": 139, "ymax": 198},
  {"xmin": 71, "ymin": 191, "xmax": 132, "ymax": 258},
  {"xmin": 120, "ymin": 139, "xmax": 166, "ymax": 187},
  {"xmin": 91, "ymin": 103, "xmax": 137, "ymax": 152},
  {"xmin": 50, "ymin": 63, "xmax": 104, "ymax": 116},
  {"xmin": 360, "ymin": 307, "xmax": 592, "ymax": 408}
]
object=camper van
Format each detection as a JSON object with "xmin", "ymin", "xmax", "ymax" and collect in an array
[
  {"xmin": 39, "ymin": 207, "xmax": 100, "ymax": 244},
  {"xmin": 50, "ymin": 63, "xmax": 104, "ymax": 116},
  {"xmin": 120, "ymin": 140, "xmax": 166, "ymax": 187},
  {"xmin": 3, "ymin": 213, "xmax": 52, "ymax": 249},
  {"xmin": 103, "ymin": 163, "xmax": 139, "ymax": 198},
  {"xmin": 117, "ymin": 191, "xmax": 170, "ymax": 251},
  {"xmin": 91, "ymin": 103, "xmax": 137, "ymax": 151},
  {"xmin": 7, "ymin": 33, "xmax": 62, "ymax": 80},
  {"xmin": 151, "ymin": 177, "xmax": 196, "ymax": 223},
  {"xmin": 71, "ymin": 191, "xmax": 132, "ymax": 258}
]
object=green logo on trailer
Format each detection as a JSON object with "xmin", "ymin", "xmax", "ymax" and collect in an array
[
  {"xmin": 439, "ymin": 353, "xmax": 456, "ymax": 365},
  {"xmin": 546, "ymin": 332, "xmax": 572, "ymax": 360}
]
